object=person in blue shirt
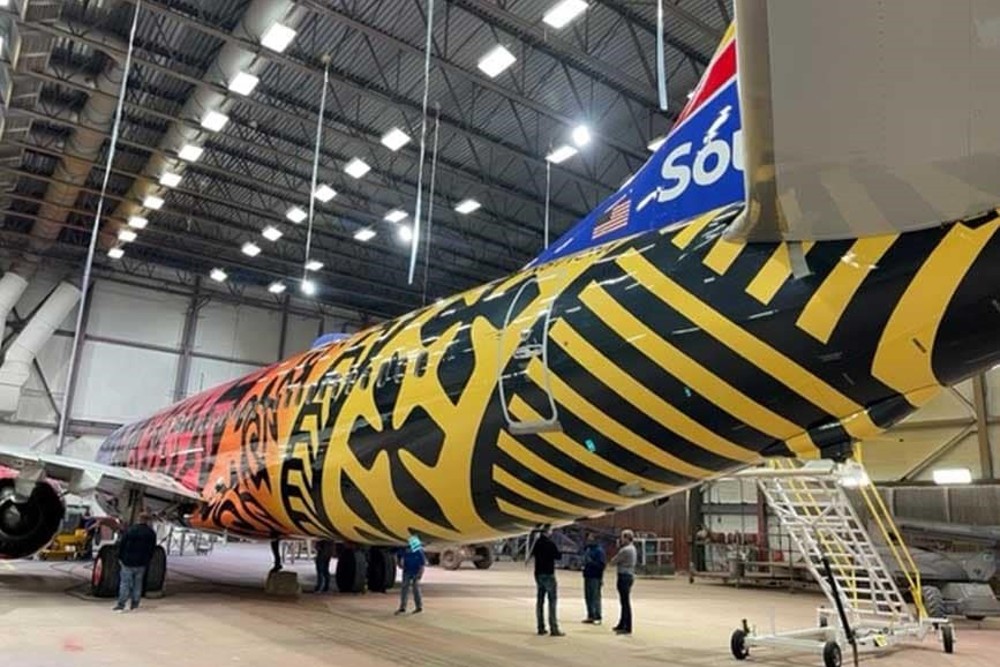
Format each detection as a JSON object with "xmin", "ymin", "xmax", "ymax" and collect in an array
[
  {"xmin": 581, "ymin": 532, "xmax": 606, "ymax": 624},
  {"xmin": 395, "ymin": 535, "xmax": 426, "ymax": 615}
]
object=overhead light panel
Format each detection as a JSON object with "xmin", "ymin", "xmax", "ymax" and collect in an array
[
  {"xmin": 305, "ymin": 259, "xmax": 324, "ymax": 271},
  {"xmin": 384, "ymin": 209, "xmax": 408, "ymax": 224},
  {"xmin": 286, "ymin": 206, "xmax": 307, "ymax": 223},
  {"xmin": 455, "ymin": 198, "xmax": 481, "ymax": 214},
  {"xmin": 128, "ymin": 216, "xmax": 148, "ymax": 229},
  {"xmin": 543, "ymin": 0, "xmax": 588, "ymax": 29},
  {"xmin": 932, "ymin": 468, "xmax": 972, "ymax": 485},
  {"xmin": 300, "ymin": 279, "xmax": 316, "ymax": 296},
  {"xmin": 398, "ymin": 225, "xmax": 413, "ymax": 243},
  {"xmin": 344, "ymin": 157, "xmax": 371, "ymax": 179},
  {"xmin": 241, "ymin": 241, "xmax": 261, "ymax": 257},
  {"xmin": 314, "ymin": 184, "xmax": 336, "ymax": 202},
  {"xmin": 647, "ymin": 136, "xmax": 667, "ymax": 152},
  {"xmin": 262, "ymin": 225, "xmax": 283, "ymax": 241},
  {"xmin": 546, "ymin": 144, "xmax": 578, "ymax": 164},
  {"xmin": 381, "ymin": 127, "xmax": 411, "ymax": 151},
  {"xmin": 354, "ymin": 228, "xmax": 376, "ymax": 242},
  {"xmin": 260, "ymin": 23, "xmax": 297, "ymax": 53},
  {"xmin": 159, "ymin": 172, "xmax": 182, "ymax": 188},
  {"xmin": 117, "ymin": 229, "xmax": 137, "ymax": 243},
  {"xmin": 572, "ymin": 124, "xmax": 591, "ymax": 147},
  {"xmin": 178, "ymin": 144, "xmax": 204, "ymax": 162},
  {"xmin": 210, "ymin": 268, "xmax": 228, "ymax": 282},
  {"xmin": 107, "ymin": 247, "xmax": 125, "ymax": 259},
  {"xmin": 478, "ymin": 45, "xmax": 516, "ymax": 78},
  {"xmin": 143, "ymin": 195, "xmax": 165, "ymax": 210},
  {"xmin": 201, "ymin": 110, "xmax": 229, "ymax": 132},
  {"xmin": 268, "ymin": 281, "xmax": 286, "ymax": 294},
  {"xmin": 228, "ymin": 71, "xmax": 259, "ymax": 96}
]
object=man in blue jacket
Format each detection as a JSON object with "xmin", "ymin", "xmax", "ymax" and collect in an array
[
  {"xmin": 113, "ymin": 514, "xmax": 158, "ymax": 613},
  {"xmin": 395, "ymin": 535, "xmax": 426, "ymax": 614},
  {"xmin": 581, "ymin": 532, "xmax": 606, "ymax": 624}
]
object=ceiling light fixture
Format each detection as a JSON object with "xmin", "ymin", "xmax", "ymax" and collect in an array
[
  {"xmin": 398, "ymin": 225, "xmax": 413, "ymax": 243},
  {"xmin": 300, "ymin": 279, "xmax": 316, "ymax": 296},
  {"xmin": 546, "ymin": 144, "xmax": 578, "ymax": 164},
  {"xmin": 286, "ymin": 206, "xmax": 307, "ymax": 223},
  {"xmin": 344, "ymin": 157, "xmax": 371, "ymax": 179},
  {"xmin": 178, "ymin": 144, "xmax": 204, "ymax": 162},
  {"xmin": 128, "ymin": 216, "xmax": 148, "ymax": 229},
  {"xmin": 228, "ymin": 71, "xmax": 259, "ymax": 96},
  {"xmin": 241, "ymin": 241, "xmax": 261, "ymax": 257},
  {"xmin": 305, "ymin": 259, "xmax": 324, "ymax": 272},
  {"xmin": 478, "ymin": 45, "xmax": 517, "ymax": 78},
  {"xmin": 159, "ymin": 172, "xmax": 182, "ymax": 187},
  {"xmin": 261, "ymin": 225, "xmax": 283, "ymax": 241},
  {"xmin": 543, "ymin": 0, "xmax": 588, "ymax": 29},
  {"xmin": 117, "ymin": 229, "xmax": 137, "ymax": 243},
  {"xmin": 455, "ymin": 198, "xmax": 481, "ymax": 214},
  {"xmin": 381, "ymin": 127, "xmax": 411, "ymax": 151},
  {"xmin": 354, "ymin": 228, "xmax": 376, "ymax": 242},
  {"xmin": 107, "ymin": 247, "xmax": 125, "ymax": 259},
  {"xmin": 572, "ymin": 124, "xmax": 591, "ymax": 147},
  {"xmin": 201, "ymin": 110, "xmax": 229, "ymax": 132},
  {"xmin": 932, "ymin": 468, "xmax": 973, "ymax": 485},
  {"xmin": 384, "ymin": 209, "xmax": 408, "ymax": 224},
  {"xmin": 268, "ymin": 281, "xmax": 287, "ymax": 294},
  {"xmin": 143, "ymin": 195, "xmax": 165, "ymax": 210},
  {"xmin": 260, "ymin": 23, "xmax": 297, "ymax": 53},
  {"xmin": 314, "ymin": 184, "xmax": 337, "ymax": 202},
  {"xmin": 210, "ymin": 268, "xmax": 228, "ymax": 282}
]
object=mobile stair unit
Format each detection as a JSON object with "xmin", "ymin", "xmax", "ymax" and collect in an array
[{"xmin": 728, "ymin": 459, "xmax": 953, "ymax": 667}]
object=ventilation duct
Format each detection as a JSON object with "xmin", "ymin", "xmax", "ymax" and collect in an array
[{"xmin": 0, "ymin": 273, "xmax": 29, "ymax": 333}]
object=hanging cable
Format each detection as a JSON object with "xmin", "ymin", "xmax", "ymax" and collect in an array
[
  {"xmin": 409, "ymin": 0, "xmax": 435, "ymax": 285},
  {"xmin": 544, "ymin": 157, "xmax": 552, "ymax": 249},
  {"xmin": 656, "ymin": 0, "xmax": 669, "ymax": 111},
  {"xmin": 56, "ymin": 0, "xmax": 142, "ymax": 454},
  {"xmin": 421, "ymin": 103, "xmax": 442, "ymax": 306},
  {"xmin": 303, "ymin": 56, "xmax": 331, "ymax": 290}
]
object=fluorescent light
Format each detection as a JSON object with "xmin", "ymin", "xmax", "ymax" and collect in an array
[
  {"xmin": 647, "ymin": 136, "xmax": 667, "ymax": 152},
  {"xmin": 455, "ymin": 198, "xmax": 481, "ymax": 215},
  {"xmin": 572, "ymin": 124, "xmax": 591, "ymax": 147},
  {"xmin": 314, "ymin": 184, "xmax": 336, "ymax": 202},
  {"xmin": 261, "ymin": 225, "xmax": 283, "ymax": 241},
  {"xmin": 398, "ymin": 225, "xmax": 413, "ymax": 243},
  {"xmin": 543, "ymin": 0, "xmax": 588, "ymax": 29},
  {"xmin": 381, "ymin": 127, "xmax": 411, "ymax": 151},
  {"xmin": 344, "ymin": 157, "xmax": 371, "ymax": 179},
  {"xmin": 159, "ymin": 172, "xmax": 182, "ymax": 187},
  {"xmin": 128, "ymin": 216, "xmax": 148, "ymax": 229},
  {"xmin": 178, "ymin": 144, "xmax": 204, "ymax": 162},
  {"xmin": 300, "ymin": 279, "xmax": 316, "ymax": 296},
  {"xmin": 201, "ymin": 110, "xmax": 229, "ymax": 132},
  {"xmin": 286, "ymin": 206, "xmax": 307, "ymax": 223},
  {"xmin": 546, "ymin": 144, "xmax": 578, "ymax": 164},
  {"xmin": 241, "ymin": 241, "xmax": 261, "ymax": 257},
  {"xmin": 260, "ymin": 23, "xmax": 296, "ymax": 53},
  {"xmin": 228, "ymin": 71, "xmax": 259, "ymax": 96},
  {"xmin": 210, "ymin": 268, "xmax": 228, "ymax": 282},
  {"xmin": 117, "ymin": 229, "xmax": 137, "ymax": 243},
  {"xmin": 354, "ymin": 228, "xmax": 376, "ymax": 242},
  {"xmin": 107, "ymin": 247, "xmax": 124, "ymax": 259},
  {"xmin": 478, "ymin": 45, "xmax": 516, "ymax": 78},
  {"xmin": 932, "ymin": 468, "xmax": 972, "ymax": 485},
  {"xmin": 384, "ymin": 209, "xmax": 408, "ymax": 224},
  {"xmin": 268, "ymin": 281, "xmax": 286, "ymax": 294},
  {"xmin": 143, "ymin": 195, "xmax": 164, "ymax": 210},
  {"xmin": 305, "ymin": 259, "xmax": 324, "ymax": 272}
]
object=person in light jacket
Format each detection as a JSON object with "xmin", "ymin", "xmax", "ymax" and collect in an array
[{"xmin": 609, "ymin": 529, "xmax": 637, "ymax": 635}]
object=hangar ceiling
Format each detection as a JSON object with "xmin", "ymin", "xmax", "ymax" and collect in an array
[{"xmin": 0, "ymin": 0, "xmax": 727, "ymax": 317}]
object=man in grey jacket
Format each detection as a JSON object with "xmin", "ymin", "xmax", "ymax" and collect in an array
[{"xmin": 609, "ymin": 529, "xmax": 637, "ymax": 635}]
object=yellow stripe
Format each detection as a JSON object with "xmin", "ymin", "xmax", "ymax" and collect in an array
[
  {"xmin": 618, "ymin": 250, "xmax": 882, "ymax": 440},
  {"xmin": 497, "ymin": 498, "xmax": 556, "ymax": 526},
  {"xmin": 796, "ymin": 235, "xmax": 898, "ymax": 344},
  {"xmin": 580, "ymin": 284, "xmax": 817, "ymax": 458},
  {"xmin": 703, "ymin": 237, "xmax": 745, "ymax": 275},
  {"xmin": 493, "ymin": 466, "xmax": 591, "ymax": 516},
  {"xmin": 497, "ymin": 431, "xmax": 626, "ymax": 506},
  {"xmin": 873, "ymin": 219, "xmax": 1000, "ymax": 405},
  {"xmin": 526, "ymin": 357, "xmax": 708, "ymax": 481},
  {"xmin": 671, "ymin": 211, "xmax": 716, "ymax": 249},
  {"xmin": 548, "ymin": 320, "xmax": 757, "ymax": 463},
  {"xmin": 509, "ymin": 396, "xmax": 675, "ymax": 494},
  {"xmin": 745, "ymin": 244, "xmax": 791, "ymax": 304}
]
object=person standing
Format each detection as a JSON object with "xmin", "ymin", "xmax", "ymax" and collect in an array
[
  {"xmin": 528, "ymin": 527, "xmax": 564, "ymax": 636},
  {"xmin": 112, "ymin": 513, "xmax": 158, "ymax": 613},
  {"xmin": 610, "ymin": 529, "xmax": 637, "ymax": 635},
  {"xmin": 396, "ymin": 536, "xmax": 426, "ymax": 615},
  {"xmin": 581, "ymin": 532, "xmax": 606, "ymax": 624},
  {"xmin": 314, "ymin": 539, "xmax": 334, "ymax": 593}
]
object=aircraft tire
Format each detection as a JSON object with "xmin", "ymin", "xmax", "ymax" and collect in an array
[
  {"xmin": 91, "ymin": 544, "xmax": 120, "ymax": 598},
  {"xmin": 473, "ymin": 545, "xmax": 494, "ymax": 570},
  {"xmin": 335, "ymin": 546, "xmax": 367, "ymax": 593},
  {"xmin": 366, "ymin": 547, "xmax": 393, "ymax": 593},
  {"xmin": 144, "ymin": 545, "xmax": 167, "ymax": 594}
]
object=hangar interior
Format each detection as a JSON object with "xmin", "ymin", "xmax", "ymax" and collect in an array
[{"xmin": 1, "ymin": 1, "xmax": 999, "ymax": 666}]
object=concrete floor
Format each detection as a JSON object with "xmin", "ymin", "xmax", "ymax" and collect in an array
[{"xmin": 1, "ymin": 543, "xmax": 996, "ymax": 667}]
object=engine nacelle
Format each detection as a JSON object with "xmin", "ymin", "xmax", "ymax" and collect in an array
[{"xmin": 0, "ymin": 478, "xmax": 64, "ymax": 559}]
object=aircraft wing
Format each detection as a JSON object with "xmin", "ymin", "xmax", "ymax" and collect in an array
[
  {"xmin": 729, "ymin": 0, "xmax": 1000, "ymax": 242},
  {"xmin": 0, "ymin": 444, "xmax": 202, "ymax": 507}
]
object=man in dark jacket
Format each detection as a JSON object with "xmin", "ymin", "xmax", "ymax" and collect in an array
[
  {"xmin": 528, "ymin": 527, "xmax": 564, "ymax": 636},
  {"xmin": 113, "ymin": 514, "xmax": 158, "ymax": 612},
  {"xmin": 581, "ymin": 532, "xmax": 606, "ymax": 624}
]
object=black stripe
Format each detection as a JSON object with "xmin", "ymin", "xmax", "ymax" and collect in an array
[
  {"xmin": 495, "ymin": 449, "xmax": 611, "ymax": 512},
  {"xmin": 493, "ymin": 485, "xmax": 581, "ymax": 523}
]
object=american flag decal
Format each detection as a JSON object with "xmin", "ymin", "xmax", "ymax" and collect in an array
[{"xmin": 592, "ymin": 197, "xmax": 630, "ymax": 240}]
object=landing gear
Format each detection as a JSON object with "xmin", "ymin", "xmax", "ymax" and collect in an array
[
  {"xmin": 144, "ymin": 545, "xmax": 167, "ymax": 595},
  {"xmin": 335, "ymin": 545, "xmax": 367, "ymax": 593},
  {"xmin": 366, "ymin": 547, "xmax": 396, "ymax": 592},
  {"xmin": 473, "ymin": 545, "xmax": 494, "ymax": 570},
  {"xmin": 91, "ymin": 544, "xmax": 120, "ymax": 598},
  {"xmin": 269, "ymin": 539, "xmax": 283, "ymax": 572}
]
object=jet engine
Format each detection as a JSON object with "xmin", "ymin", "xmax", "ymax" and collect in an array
[{"xmin": 0, "ymin": 478, "xmax": 64, "ymax": 559}]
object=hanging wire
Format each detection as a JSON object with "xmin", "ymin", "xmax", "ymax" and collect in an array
[
  {"xmin": 544, "ymin": 157, "xmax": 552, "ymax": 249},
  {"xmin": 656, "ymin": 0, "xmax": 669, "ymax": 112},
  {"xmin": 303, "ymin": 57, "xmax": 331, "ymax": 289},
  {"xmin": 409, "ymin": 0, "xmax": 436, "ymax": 285},
  {"xmin": 421, "ymin": 103, "xmax": 442, "ymax": 306},
  {"xmin": 56, "ymin": 0, "xmax": 142, "ymax": 454}
]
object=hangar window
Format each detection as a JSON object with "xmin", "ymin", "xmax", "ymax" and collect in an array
[{"xmin": 415, "ymin": 351, "xmax": 429, "ymax": 377}]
